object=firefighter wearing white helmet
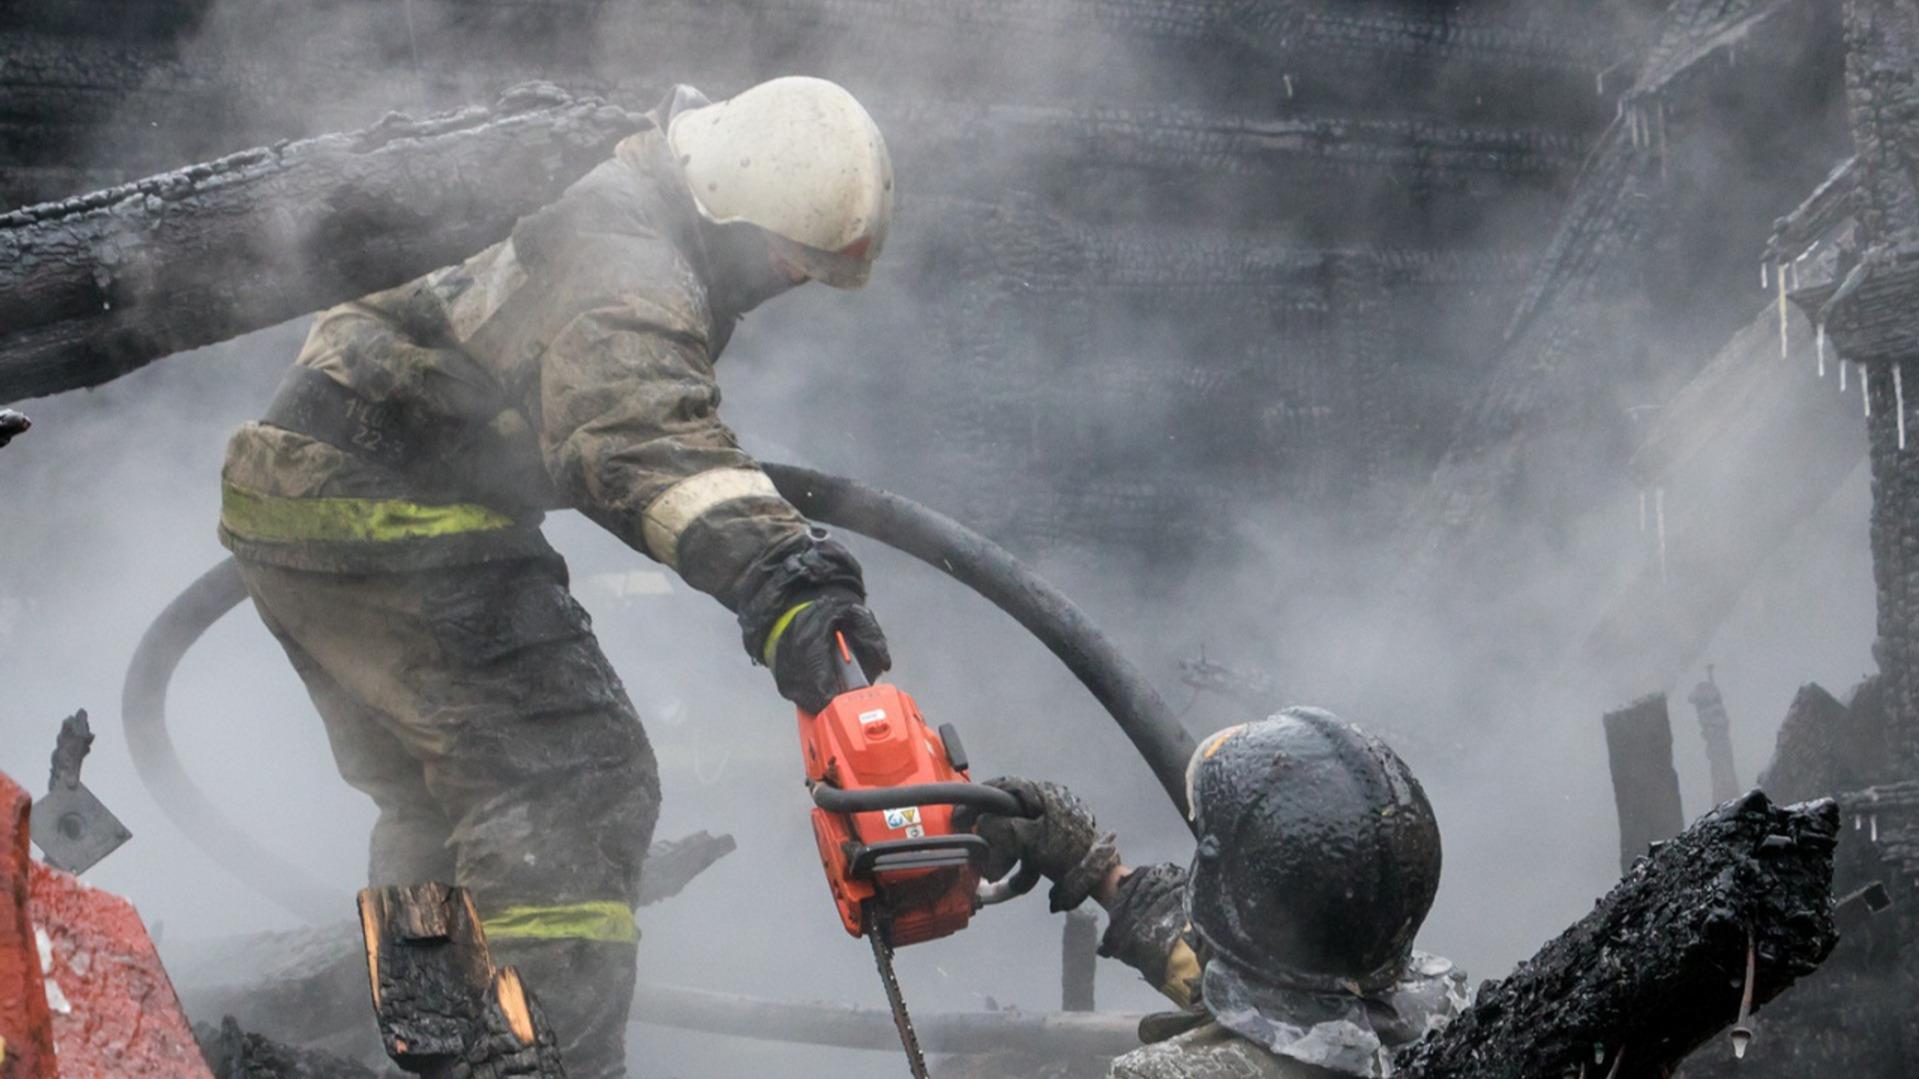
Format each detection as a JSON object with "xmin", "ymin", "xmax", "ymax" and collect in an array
[
  {"xmin": 670, "ymin": 75, "xmax": 894, "ymax": 288},
  {"xmin": 215, "ymin": 77, "xmax": 896, "ymax": 1077}
]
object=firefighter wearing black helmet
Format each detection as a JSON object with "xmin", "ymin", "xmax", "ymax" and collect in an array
[{"xmin": 965, "ymin": 708, "xmax": 1469, "ymax": 1078}]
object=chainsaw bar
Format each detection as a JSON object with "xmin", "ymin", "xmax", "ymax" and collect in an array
[{"xmin": 865, "ymin": 906, "xmax": 930, "ymax": 1079}]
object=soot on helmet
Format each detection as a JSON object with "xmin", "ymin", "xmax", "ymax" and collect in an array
[{"xmin": 1184, "ymin": 707, "xmax": 1442, "ymax": 992}]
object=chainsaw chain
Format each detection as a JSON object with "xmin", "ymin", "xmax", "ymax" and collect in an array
[{"xmin": 866, "ymin": 906, "xmax": 931, "ymax": 1079}]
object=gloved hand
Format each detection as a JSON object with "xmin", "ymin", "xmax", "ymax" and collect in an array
[
  {"xmin": 957, "ymin": 776, "xmax": 1121, "ymax": 913},
  {"xmin": 764, "ymin": 587, "xmax": 891, "ymax": 713}
]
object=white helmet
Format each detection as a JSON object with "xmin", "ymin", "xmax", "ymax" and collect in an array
[{"xmin": 668, "ymin": 76, "xmax": 893, "ymax": 289}]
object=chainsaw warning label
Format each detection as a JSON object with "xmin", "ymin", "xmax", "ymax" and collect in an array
[
  {"xmin": 883, "ymin": 806, "xmax": 922, "ymax": 831},
  {"xmin": 858, "ymin": 708, "xmax": 888, "ymax": 725}
]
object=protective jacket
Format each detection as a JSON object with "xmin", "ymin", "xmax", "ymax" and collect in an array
[
  {"xmin": 1100, "ymin": 866, "xmax": 1469, "ymax": 1079},
  {"xmin": 220, "ymin": 89, "xmax": 816, "ymax": 628}
]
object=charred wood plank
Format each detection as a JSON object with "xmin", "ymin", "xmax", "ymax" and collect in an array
[
  {"xmin": 626, "ymin": 982, "xmax": 1144, "ymax": 1058},
  {"xmin": 1603, "ymin": 694, "xmax": 1687, "ymax": 874},
  {"xmin": 1396, "ymin": 792, "xmax": 1839, "ymax": 1079},
  {"xmin": 0, "ymin": 82, "xmax": 644, "ymax": 403},
  {"xmin": 1062, "ymin": 910, "xmax": 1098, "ymax": 1013},
  {"xmin": 1689, "ymin": 672, "xmax": 1743, "ymax": 805},
  {"xmin": 632, "ymin": 831, "xmax": 735, "ymax": 907},
  {"xmin": 195, "ymin": 1016, "xmax": 381, "ymax": 1079},
  {"xmin": 358, "ymin": 884, "xmax": 562, "ymax": 1078},
  {"xmin": 1758, "ymin": 682, "xmax": 1885, "ymax": 803},
  {"xmin": 0, "ymin": 409, "xmax": 29, "ymax": 448}
]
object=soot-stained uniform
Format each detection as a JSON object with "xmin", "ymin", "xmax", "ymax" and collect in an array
[
  {"xmin": 1099, "ymin": 866, "xmax": 1470, "ymax": 1079},
  {"xmin": 218, "ymin": 88, "xmax": 847, "ymax": 1078}
]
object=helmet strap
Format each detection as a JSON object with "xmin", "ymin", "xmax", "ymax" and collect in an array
[{"xmin": 699, "ymin": 219, "xmax": 807, "ymax": 317}]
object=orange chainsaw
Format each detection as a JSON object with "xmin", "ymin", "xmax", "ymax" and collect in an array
[{"xmin": 796, "ymin": 633, "xmax": 1039, "ymax": 1077}]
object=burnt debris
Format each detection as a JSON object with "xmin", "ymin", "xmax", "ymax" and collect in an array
[{"xmin": 1397, "ymin": 792, "xmax": 1839, "ymax": 1079}]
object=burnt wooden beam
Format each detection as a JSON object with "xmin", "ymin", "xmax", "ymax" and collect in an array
[
  {"xmin": 1396, "ymin": 791, "xmax": 1839, "ymax": 1079},
  {"xmin": 1603, "ymin": 694, "xmax": 1687, "ymax": 874},
  {"xmin": 633, "ymin": 831, "xmax": 735, "ymax": 908},
  {"xmin": 0, "ymin": 409, "xmax": 29, "ymax": 448},
  {"xmin": 358, "ymin": 883, "xmax": 563, "ymax": 1078},
  {"xmin": 626, "ymin": 981, "xmax": 1144, "ymax": 1059},
  {"xmin": 1689, "ymin": 672, "xmax": 1743, "ymax": 805},
  {"xmin": 1062, "ymin": 910, "xmax": 1098, "ymax": 1013},
  {"xmin": 195, "ymin": 1016, "xmax": 380, "ymax": 1079},
  {"xmin": 0, "ymin": 82, "xmax": 645, "ymax": 403}
]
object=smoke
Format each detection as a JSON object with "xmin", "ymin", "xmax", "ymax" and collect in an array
[{"xmin": 0, "ymin": 1, "xmax": 1876, "ymax": 1075}]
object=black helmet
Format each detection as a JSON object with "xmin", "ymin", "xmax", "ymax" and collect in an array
[{"xmin": 1185, "ymin": 707, "xmax": 1441, "ymax": 992}]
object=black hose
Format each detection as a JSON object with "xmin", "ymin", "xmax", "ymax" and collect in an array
[
  {"xmin": 764, "ymin": 464, "xmax": 1196, "ymax": 821},
  {"xmin": 121, "ymin": 558, "xmax": 338, "ymax": 922},
  {"xmin": 122, "ymin": 465, "xmax": 1197, "ymax": 920}
]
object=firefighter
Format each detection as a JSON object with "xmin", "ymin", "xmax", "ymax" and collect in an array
[
  {"xmin": 964, "ymin": 709, "xmax": 1470, "ymax": 1079},
  {"xmin": 217, "ymin": 77, "xmax": 894, "ymax": 1077}
]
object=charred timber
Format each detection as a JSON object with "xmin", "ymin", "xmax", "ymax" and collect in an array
[
  {"xmin": 0, "ymin": 124, "xmax": 1527, "ymax": 406},
  {"xmin": 358, "ymin": 883, "xmax": 564, "ymax": 1078},
  {"xmin": 1603, "ymin": 694, "xmax": 1686, "ymax": 875},
  {"xmin": 1396, "ymin": 791, "xmax": 1839, "ymax": 1079},
  {"xmin": 0, "ymin": 0, "xmax": 1617, "ymax": 122},
  {"xmin": 196, "ymin": 1017, "xmax": 380, "ymax": 1079},
  {"xmin": 0, "ymin": 409, "xmax": 29, "ymax": 448},
  {"xmin": 1691, "ymin": 675, "xmax": 1743, "ymax": 805},
  {"xmin": 0, "ymin": 82, "xmax": 644, "ymax": 403}
]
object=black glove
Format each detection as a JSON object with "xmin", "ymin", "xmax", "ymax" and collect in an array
[
  {"xmin": 767, "ymin": 588, "xmax": 891, "ymax": 713},
  {"xmin": 958, "ymin": 776, "xmax": 1121, "ymax": 913}
]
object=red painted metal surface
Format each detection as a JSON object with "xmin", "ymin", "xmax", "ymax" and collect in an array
[
  {"xmin": 0, "ymin": 768, "xmax": 212, "ymax": 1077},
  {"xmin": 0, "ymin": 771, "xmax": 57, "ymax": 1079},
  {"xmin": 28, "ymin": 860, "xmax": 212, "ymax": 1077}
]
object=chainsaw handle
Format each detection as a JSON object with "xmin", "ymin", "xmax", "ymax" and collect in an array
[
  {"xmin": 812, "ymin": 781, "xmax": 1028, "ymax": 817},
  {"xmin": 976, "ymin": 862, "xmax": 1043, "ymax": 906}
]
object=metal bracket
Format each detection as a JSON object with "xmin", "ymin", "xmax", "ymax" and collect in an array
[{"xmin": 30, "ymin": 711, "xmax": 130, "ymax": 875}]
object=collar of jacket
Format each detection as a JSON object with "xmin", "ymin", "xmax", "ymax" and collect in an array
[
  {"xmin": 610, "ymin": 85, "xmax": 744, "ymax": 350},
  {"xmin": 1199, "ymin": 951, "xmax": 1472, "ymax": 1077}
]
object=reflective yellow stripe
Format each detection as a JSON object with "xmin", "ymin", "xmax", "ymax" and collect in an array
[
  {"xmin": 483, "ymin": 901, "xmax": 638, "ymax": 945},
  {"xmin": 761, "ymin": 600, "xmax": 815, "ymax": 666},
  {"xmin": 222, "ymin": 481, "xmax": 516, "ymax": 544}
]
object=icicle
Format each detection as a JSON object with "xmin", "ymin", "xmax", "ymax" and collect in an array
[
  {"xmin": 1593, "ymin": 1043, "xmax": 1605, "ymax": 1065},
  {"xmin": 1899, "ymin": 363, "xmax": 1909, "ymax": 450},
  {"xmin": 1638, "ymin": 490, "xmax": 1647, "ymax": 533},
  {"xmin": 1283, "ymin": 74, "xmax": 1295, "ymax": 99},
  {"xmin": 1659, "ymin": 103, "xmax": 1669, "ymax": 176},
  {"xmin": 1762, "ymin": 261, "xmax": 1769, "ymax": 290},
  {"xmin": 1655, "ymin": 487, "xmax": 1669, "ymax": 586},
  {"xmin": 1597, "ymin": 70, "xmax": 1606, "ymax": 96},
  {"xmin": 1871, "ymin": 813, "xmax": 1880, "ymax": 842},
  {"xmin": 1817, "ymin": 322, "xmax": 1827, "ymax": 378},
  {"xmin": 1842, "ymin": 356, "xmax": 1849, "ymax": 392},
  {"xmin": 1777, "ymin": 267, "xmax": 1790, "ymax": 359},
  {"xmin": 1865, "ymin": 364, "xmax": 1872, "ymax": 418},
  {"xmin": 1856, "ymin": 814, "xmax": 1865, "ymax": 831},
  {"xmin": 1731, "ymin": 926, "xmax": 1757, "ymax": 1059}
]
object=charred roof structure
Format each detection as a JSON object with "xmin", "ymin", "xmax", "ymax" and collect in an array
[{"xmin": 4, "ymin": 0, "xmax": 1913, "ymax": 1075}]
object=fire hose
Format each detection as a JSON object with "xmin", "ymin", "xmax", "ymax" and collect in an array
[{"xmin": 122, "ymin": 463, "xmax": 1197, "ymax": 924}]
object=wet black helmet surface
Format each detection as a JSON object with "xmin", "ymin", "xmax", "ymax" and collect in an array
[{"xmin": 1185, "ymin": 707, "xmax": 1442, "ymax": 991}]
